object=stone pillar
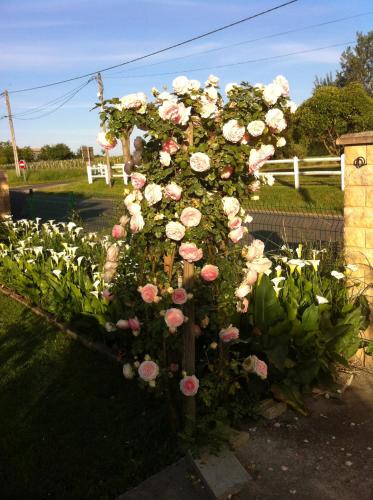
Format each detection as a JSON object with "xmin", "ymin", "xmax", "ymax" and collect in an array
[
  {"xmin": 336, "ymin": 131, "xmax": 373, "ymax": 344},
  {"xmin": 0, "ymin": 170, "xmax": 10, "ymax": 219}
]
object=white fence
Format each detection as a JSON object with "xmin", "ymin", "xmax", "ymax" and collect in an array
[
  {"xmin": 86, "ymin": 163, "xmax": 128, "ymax": 185},
  {"xmin": 262, "ymin": 154, "xmax": 345, "ymax": 191}
]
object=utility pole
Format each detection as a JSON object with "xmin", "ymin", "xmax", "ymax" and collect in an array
[
  {"xmin": 4, "ymin": 91, "xmax": 20, "ymax": 177},
  {"xmin": 96, "ymin": 73, "xmax": 112, "ymax": 186}
]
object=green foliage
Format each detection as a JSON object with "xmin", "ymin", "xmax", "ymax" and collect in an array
[
  {"xmin": 39, "ymin": 143, "xmax": 75, "ymax": 161},
  {"xmin": 293, "ymin": 83, "xmax": 373, "ymax": 155}
]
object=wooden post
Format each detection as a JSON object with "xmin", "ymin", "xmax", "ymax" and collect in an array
[
  {"xmin": 4, "ymin": 91, "xmax": 20, "ymax": 177},
  {"xmin": 0, "ymin": 170, "xmax": 10, "ymax": 219},
  {"xmin": 182, "ymin": 261, "xmax": 196, "ymax": 422},
  {"xmin": 96, "ymin": 73, "xmax": 112, "ymax": 186},
  {"xmin": 121, "ymin": 131, "xmax": 132, "ymax": 163}
]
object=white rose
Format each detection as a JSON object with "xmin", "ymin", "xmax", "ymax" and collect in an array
[
  {"xmin": 222, "ymin": 119, "xmax": 245, "ymax": 143},
  {"xmin": 222, "ymin": 196, "xmax": 240, "ymax": 218},
  {"xmin": 157, "ymin": 91, "xmax": 176, "ymax": 102},
  {"xmin": 205, "ymin": 87, "xmax": 218, "ymax": 101},
  {"xmin": 263, "ymin": 82, "xmax": 282, "ymax": 105},
  {"xmin": 205, "ymin": 74, "xmax": 219, "ymax": 87},
  {"xmin": 160, "ymin": 151, "xmax": 171, "ymax": 166},
  {"xmin": 172, "ymin": 76, "xmax": 190, "ymax": 95},
  {"xmin": 165, "ymin": 221, "xmax": 185, "ymax": 241},
  {"xmin": 124, "ymin": 192, "xmax": 136, "ymax": 207},
  {"xmin": 118, "ymin": 92, "xmax": 147, "ymax": 113},
  {"xmin": 286, "ymin": 100, "xmax": 297, "ymax": 113},
  {"xmin": 235, "ymin": 283, "xmax": 251, "ymax": 299},
  {"xmin": 200, "ymin": 96, "xmax": 217, "ymax": 118},
  {"xmin": 123, "ymin": 363, "xmax": 134, "ymax": 379},
  {"xmin": 144, "ymin": 183, "xmax": 162, "ymax": 206},
  {"xmin": 225, "ymin": 82, "xmax": 238, "ymax": 95},
  {"xmin": 265, "ymin": 108, "xmax": 287, "ymax": 133},
  {"xmin": 276, "ymin": 137, "xmax": 286, "ymax": 147},
  {"xmin": 273, "ymin": 75, "xmax": 289, "ymax": 96},
  {"xmin": 247, "ymin": 257, "xmax": 272, "ymax": 274},
  {"xmin": 247, "ymin": 120, "xmax": 265, "ymax": 137},
  {"xmin": 158, "ymin": 101, "xmax": 191, "ymax": 126},
  {"xmin": 189, "ymin": 79, "xmax": 200, "ymax": 91},
  {"xmin": 265, "ymin": 173, "xmax": 275, "ymax": 186},
  {"xmin": 190, "ymin": 152, "xmax": 211, "ymax": 172},
  {"xmin": 127, "ymin": 203, "xmax": 142, "ymax": 216}
]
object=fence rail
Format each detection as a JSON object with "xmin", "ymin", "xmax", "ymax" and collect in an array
[{"xmin": 262, "ymin": 154, "xmax": 345, "ymax": 191}]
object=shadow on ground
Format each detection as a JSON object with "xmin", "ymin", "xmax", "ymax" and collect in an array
[{"xmin": 0, "ymin": 295, "xmax": 179, "ymax": 500}]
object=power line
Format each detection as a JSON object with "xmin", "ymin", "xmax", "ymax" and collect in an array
[
  {"xmin": 107, "ymin": 11, "xmax": 372, "ymax": 77},
  {"xmin": 11, "ymin": 79, "xmax": 94, "ymax": 120},
  {"xmin": 9, "ymin": 80, "xmax": 95, "ymax": 118},
  {"xmin": 104, "ymin": 41, "xmax": 354, "ymax": 80},
  {"xmin": 5, "ymin": 0, "xmax": 298, "ymax": 95}
]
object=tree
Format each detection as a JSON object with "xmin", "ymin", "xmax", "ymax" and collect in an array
[
  {"xmin": 335, "ymin": 32, "xmax": 373, "ymax": 96},
  {"xmin": 39, "ymin": 143, "xmax": 74, "ymax": 161},
  {"xmin": 314, "ymin": 31, "xmax": 372, "ymax": 95},
  {"xmin": 293, "ymin": 83, "xmax": 373, "ymax": 155},
  {"xmin": 0, "ymin": 142, "xmax": 34, "ymax": 165}
]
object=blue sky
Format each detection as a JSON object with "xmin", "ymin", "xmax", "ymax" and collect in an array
[{"xmin": 1, "ymin": 0, "xmax": 372, "ymax": 153}]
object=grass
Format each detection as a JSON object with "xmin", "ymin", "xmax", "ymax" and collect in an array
[
  {"xmin": 6, "ymin": 166, "xmax": 343, "ymax": 211},
  {"xmin": 6, "ymin": 168, "xmax": 84, "ymax": 187},
  {"xmin": 0, "ymin": 293, "xmax": 179, "ymax": 499}
]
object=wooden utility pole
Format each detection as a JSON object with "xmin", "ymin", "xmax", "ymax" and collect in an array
[
  {"xmin": 4, "ymin": 91, "xmax": 20, "ymax": 177},
  {"xmin": 96, "ymin": 73, "xmax": 112, "ymax": 186}
]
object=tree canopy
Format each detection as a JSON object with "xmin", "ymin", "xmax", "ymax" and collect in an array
[
  {"xmin": 293, "ymin": 83, "xmax": 373, "ymax": 155},
  {"xmin": 38, "ymin": 143, "xmax": 75, "ymax": 161}
]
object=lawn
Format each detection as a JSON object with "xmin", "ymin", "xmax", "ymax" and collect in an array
[
  {"xmin": 0, "ymin": 293, "xmax": 179, "ymax": 499},
  {"xmin": 5, "ymin": 165, "xmax": 343, "ymax": 211}
]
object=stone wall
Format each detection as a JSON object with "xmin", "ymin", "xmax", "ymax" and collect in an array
[
  {"xmin": 0, "ymin": 170, "xmax": 10, "ymax": 219},
  {"xmin": 337, "ymin": 131, "xmax": 373, "ymax": 342}
]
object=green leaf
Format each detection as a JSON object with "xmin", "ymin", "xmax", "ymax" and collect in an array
[
  {"xmin": 302, "ymin": 304, "xmax": 319, "ymax": 332},
  {"xmin": 253, "ymin": 275, "xmax": 286, "ymax": 331}
]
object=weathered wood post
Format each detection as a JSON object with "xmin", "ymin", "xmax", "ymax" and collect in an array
[
  {"xmin": 182, "ymin": 121, "xmax": 196, "ymax": 423},
  {"xmin": 336, "ymin": 131, "xmax": 373, "ymax": 362},
  {"xmin": 0, "ymin": 170, "xmax": 10, "ymax": 219}
]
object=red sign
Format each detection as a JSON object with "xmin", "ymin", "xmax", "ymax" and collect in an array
[{"xmin": 19, "ymin": 160, "xmax": 26, "ymax": 169}]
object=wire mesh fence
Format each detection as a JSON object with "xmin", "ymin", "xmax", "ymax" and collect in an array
[{"xmin": 246, "ymin": 203, "xmax": 343, "ymax": 252}]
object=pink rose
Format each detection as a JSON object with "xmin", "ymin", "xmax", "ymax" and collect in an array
[
  {"xmin": 242, "ymin": 355, "xmax": 267, "ymax": 380},
  {"xmin": 179, "ymin": 242, "xmax": 203, "ymax": 262},
  {"xmin": 200, "ymin": 264, "xmax": 219, "ymax": 282},
  {"xmin": 139, "ymin": 283, "xmax": 158, "ymax": 303},
  {"xmin": 219, "ymin": 325, "xmax": 239, "ymax": 343},
  {"xmin": 165, "ymin": 183, "xmax": 182, "ymax": 201},
  {"xmin": 158, "ymin": 101, "xmax": 191, "ymax": 126},
  {"xmin": 112, "ymin": 224, "xmax": 125, "ymax": 239},
  {"xmin": 116, "ymin": 319, "xmax": 129, "ymax": 329},
  {"xmin": 131, "ymin": 172, "xmax": 146, "ymax": 190},
  {"xmin": 172, "ymin": 288, "xmax": 188, "ymax": 305},
  {"xmin": 180, "ymin": 207, "xmax": 202, "ymax": 228},
  {"xmin": 138, "ymin": 360, "xmax": 159, "ymax": 382},
  {"xmin": 192, "ymin": 324, "xmax": 202, "ymax": 337},
  {"xmin": 96, "ymin": 131, "xmax": 117, "ymax": 151},
  {"xmin": 102, "ymin": 289, "xmax": 114, "ymax": 301},
  {"xmin": 228, "ymin": 217, "xmax": 242, "ymax": 230},
  {"xmin": 162, "ymin": 138, "xmax": 179, "ymax": 155},
  {"xmin": 128, "ymin": 317, "xmax": 141, "ymax": 332},
  {"xmin": 248, "ymin": 144, "xmax": 275, "ymax": 173},
  {"xmin": 220, "ymin": 166, "xmax": 234, "ymax": 179},
  {"xmin": 246, "ymin": 269, "xmax": 258, "ymax": 285},
  {"xmin": 130, "ymin": 213, "xmax": 145, "ymax": 233},
  {"xmin": 180, "ymin": 375, "xmax": 199, "ymax": 396},
  {"xmin": 165, "ymin": 221, "xmax": 185, "ymax": 241},
  {"xmin": 229, "ymin": 226, "xmax": 245, "ymax": 243},
  {"xmin": 165, "ymin": 308, "xmax": 185, "ymax": 328}
]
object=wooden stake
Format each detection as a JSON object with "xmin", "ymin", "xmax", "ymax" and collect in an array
[
  {"xmin": 183, "ymin": 261, "xmax": 196, "ymax": 422},
  {"xmin": 4, "ymin": 91, "xmax": 20, "ymax": 177},
  {"xmin": 121, "ymin": 131, "xmax": 132, "ymax": 163},
  {"xmin": 96, "ymin": 73, "xmax": 112, "ymax": 186}
]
